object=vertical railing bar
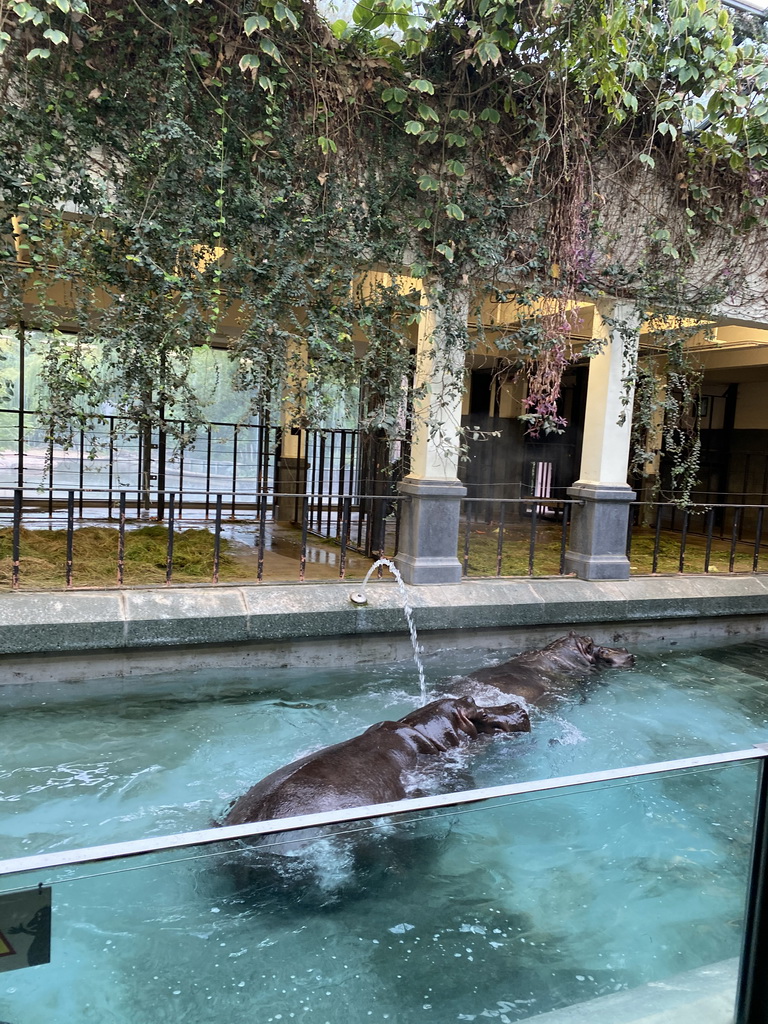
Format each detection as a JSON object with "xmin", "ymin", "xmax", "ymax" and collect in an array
[
  {"xmin": 117, "ymin": 491, "xmax": 126, "ymax": 586},
  {"xmin": 66, "ymin": 489, "xmax": 74, "ymax": 589},
  {"xmin": 496, "ymin": 502, "xmax": 506, "ymax": 577},
  {"xmin": 78, "ymin": 428, "xmax": 85, "ymax": 518},
  {"xmin": 704, "ymin": 506, "xmax": 715, "ymax": 573},
  {"xmin": 16, "ymin": 321, "xmax": 25, "ymax": 493},
  {"xmin": 337, "ymin": 433, "xmax": 347, "ymax": 539},
  {"xmin": 257, "ymin": 492, "xmax": 267, "ymax": 583},
  {"xmin": 107, "ymin": 416, "xmax": 115, "ymax": 520},
  {"xmin": 462, "ymin": 501, "xmax": 472, "ymax": 577},
  {"xmin": 317, "ymin": 435, "xmax": 326, "ymax": 535},
  {"xmin": 339, "ymin": 495, "xmax": 351, "ymax": 579},
  {"xmin": 178, "ymin": 421, "xmax": 185, "ymax": 520},
  {"xmin": 734, "ymin": 756, "xmax": 768, "ymax": 1024},
  {"xmin": 328, "ymin": 432, "xmax": 336, "ymax": 536},
  {"xmin": 165, "ymin": 492, "xmax": 175, "ymax": 585},
  {"xmin": 730, "ymin": 507, "xmax": 741, "ymax": 573},
  {"xmin": 528, "ymin": 499, "xmax": 538, "ymax": 577},
  {"xmin": 678, "ymin": 510, "xmax": 689, "ymax": 574},
  {"xmin": 230, "ymin": 427, "xmax": 238, "ymax": 519},
  {"xmin": 559, "ymin": 501, "xmax": 570, "ymax": 575},
  {"xmin": 12, "ymin": 488, "xmax": 21, "ymax": 590},
  {"xmin": 47, "ymin": 428, "xmax": 54, "ymax": 518},
  {"xmin": 136, "ymin": 428, "xmax": 143, "ymax": 518},
  {"xmin": 753, "ymin": 508, "xmax": 764, "ymax": 573},
  {"xmin": 294, "ymin": 431, "xmax": 305, "ymax": 526},
  {"xmin": 212, "ymin": 494, "xmax": 222, "ymax": 585},
  {"xmin": 652, "ymin": 505, "xmax": 662, "ymax": 574},
  {"xmin": 205, "ymin": 427, "xmax": 212, "ymax": 519},
  {"xmin": 299, "ymin": 495, "xmax": 308, "ymax": 582}
]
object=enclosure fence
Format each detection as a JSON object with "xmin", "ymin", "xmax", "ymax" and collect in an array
[
  {"xmin": 1, "ymin": 746, "xmax": 767, "ymax": 1023},
  {"xmin": 2, "ymin": 487, "xmax": 768, "ymax": 588}
]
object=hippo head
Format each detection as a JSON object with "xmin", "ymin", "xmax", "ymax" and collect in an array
[
  {"xmin": 568, "ymin": 633, "xmax": 635, "ymax": 670},
  {"xmin": 470, "ymin": 700, "xmax": 531, "ymax": 734},
  {"xmin": 399, "ymin": 696, "xmax": 529, "ymax": 752}
]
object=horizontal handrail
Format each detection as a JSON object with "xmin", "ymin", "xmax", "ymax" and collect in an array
[{"xmin": 1, "ymin": 745, "xmax": 765, "ymax": 882}]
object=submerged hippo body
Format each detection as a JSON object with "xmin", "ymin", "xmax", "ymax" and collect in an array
[
  {"xmin": 222, "ymin": 695, "xmax": 529, "ymax": 827},
  {"xmin": 461, "ymin": 632, "xmax": 635, "ymax": 705}
]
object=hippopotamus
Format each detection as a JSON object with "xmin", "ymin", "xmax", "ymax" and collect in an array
[
  {"xmin": 458, "ymin": 632, "xmax": 635, "ymax": 705},
  {"xmin": 222, "ymin": 695, "xmax": 530, "ymax": 827}
]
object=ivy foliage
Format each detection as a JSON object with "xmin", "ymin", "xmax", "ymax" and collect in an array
[{"xmin": 0, "ymin": 0, "xmax": 767, "ymax": 490}]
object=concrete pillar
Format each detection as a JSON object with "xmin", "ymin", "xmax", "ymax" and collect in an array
[
  {"xmin": 395, "ymin": 283, "xmax": 468, "ymax": 585},
  {"xmin": 564, "ymin": 300, "xmax": 641, "ymax": 580}
]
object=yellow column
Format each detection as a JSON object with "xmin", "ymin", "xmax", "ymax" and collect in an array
[
  {"xmin": 564, "ymin": 299, "xmax": 641, "ymax": 580},
  {"xmin": 395, "ymin": 281, "xmax": 469, "ymax": 585}
]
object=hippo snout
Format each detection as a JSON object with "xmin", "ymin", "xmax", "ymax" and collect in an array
[
  {"xmin": 595, "ymin": 646, "xmax": 635, "ymax": 668},
  {"xmin": 473, "ymin": 702, "xmax": 531, "ymax": 734}
]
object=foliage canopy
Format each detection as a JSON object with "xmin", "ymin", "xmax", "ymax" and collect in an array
[{"xmin": 1, "ymin": 0, "xmax": 767, "ymax": 490}]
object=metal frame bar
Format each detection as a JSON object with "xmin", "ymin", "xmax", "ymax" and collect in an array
[
  {"xmin": 736, "ymin": 752, "xmax": 768, "ymax": 1024},
  {"xmin": 1, "ymin": 746, "xmax": 764, "ymax": 881}
]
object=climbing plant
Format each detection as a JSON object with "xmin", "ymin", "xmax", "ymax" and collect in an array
[{"xmin": 0, "ymin": 0, "xmax": 767, "ymax": 495}]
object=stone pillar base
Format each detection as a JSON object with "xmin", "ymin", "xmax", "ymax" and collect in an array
[
  {"xmin": 274, "ymin": 457, "xmax": 307, "ymax": 523},
  {"xmin": 394, "ymin": 477, "xmax": 466, "ymax": 585},
  {"xmin": 564, "ymin": 482, "xmax": 636, "ymax": 581}
]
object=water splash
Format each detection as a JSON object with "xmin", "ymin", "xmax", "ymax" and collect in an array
[{"xmin": 351, "ymin": 558, "xmax": 427, "ymax": 704}]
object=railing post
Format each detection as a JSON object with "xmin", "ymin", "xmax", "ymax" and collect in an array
[
  {"xmin": 735, "ymin": 750, "xmax": 768, "ymax": 1024},
  {"xmin": 12, "ymin": 488, "xmax": 21, "ymax": 590}
]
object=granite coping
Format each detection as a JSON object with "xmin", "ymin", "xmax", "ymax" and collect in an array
[
  {"xmin": 0, "ymin": 574, "xmax": 767, "ymax": 657},
  {"xmin": 524, "ymin": 958, "xmax": 737, "ymax": 1024}
]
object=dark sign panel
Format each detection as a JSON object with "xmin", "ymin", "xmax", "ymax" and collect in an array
[{"xmin": 0, "ymin": 887, "xmax": 51, "ymax": 972}]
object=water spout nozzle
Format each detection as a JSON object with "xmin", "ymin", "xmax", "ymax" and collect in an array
[{"xmin": 349, "ymin": 592, "xmax": 368, "ymax": 606}]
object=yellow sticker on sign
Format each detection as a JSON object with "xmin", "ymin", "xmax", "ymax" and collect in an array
[{"xmin": 0, "ymin": 931, "xmax": 16, "ymax": 957}]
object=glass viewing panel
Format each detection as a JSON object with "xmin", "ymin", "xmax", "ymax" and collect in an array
[{"xmin": 0, "ymin": 760, "xmax": 758, "ymax": 1024}]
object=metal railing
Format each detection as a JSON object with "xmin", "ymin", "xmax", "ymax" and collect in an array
[
  {"xmin": 1, "ymin": 745, "xmax": 767, "ymax": 1022},
  {"xmin": 0, "ymin": 486, "xmax": 401, "ymax": 588},
  {"xmin": 460, "ymin": 495, "xmax": 575, "ymax": 578},
  {"xmin": 628, "ymin": 501, "xmax": 768, "ymax": 575}
]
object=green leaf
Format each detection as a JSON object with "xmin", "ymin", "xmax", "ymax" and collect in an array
[
  {"xmin": 436, "ymin": 242, "xmax": 454, "ymax": 262},
  {"xmin": 474, "ymin": 39, "xmax": 501, "ymax": 66},
  {"xmin": 638, "ymin": 153, "xmax": 655, "ymax": 169},
  {"xmin": 445, "ymin": 202, "xmax": 465, "ymax": 220},
  {"xmin": 404, "ymin": 120, "xmax": 424, "ymax": 134},
  {"xmin": 409, "ymin": 78, "xmax": 435, "ymax": 94},
  {"xmin": 417, "ymin": 174, "xmax": 439, "ymax": 191},
  {"xmin": 26, "ymin": 48, "xmax": 51, "ymax": 60},
  {"xmin": 239, "ymin": 53, "xmax": 261, "ymax": 72},
  {"xmin": 259, "ymin": 38, "xmax": 282, "ymax": 62},
  {"xmin": 274, "ymin": 2, "xmax": 298, "ymax": 28},
  {"xmin": 479, "ymin": 107, "xmax": 500, "ymax": 123},
  {"xmin": 43, "ymin": 28, "xmax": 68, "ymax": 46},
  {"xmin": 244, "ymin": 14, "xmax": 270, "ymax": 34},
  {"xmin": 317, "ymin": 136, "xmax": 337, "ymax": 154},
  {"xmin": 330, "ymin": 19, "xmax": 348, "ymax": 39},
  {"xmin": 446, "ymin": 159, "xmax": 466, "ymax": 176},
  {"xmin": 417, "ymin": 103, "xmax": 439, "ymax": 122},
  {"xmin": 450, "ymin": 109, "xmax": 470, "ymax": 121}
]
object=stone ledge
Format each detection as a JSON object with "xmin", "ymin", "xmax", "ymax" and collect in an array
[{"xmin": 0, "ymin": 574, "xmax": 767, "ymax": 661}]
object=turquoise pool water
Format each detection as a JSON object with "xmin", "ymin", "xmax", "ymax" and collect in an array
[{"xmin": 1, "ymin": 636, "xmax": 767, "ymax": 1023}]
